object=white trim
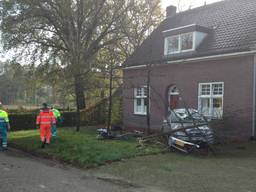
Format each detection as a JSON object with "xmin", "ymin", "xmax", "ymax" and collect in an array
[
  {"xmin": 252, "ymin": 55, "xmax": 256, "ymax": 137},
  {"xmin": 162, "ymin": 24, "xmax": 197, "ymax": 33},
  {"xmin": 169, "ymin": 92, "xmax": 180, "ymax": 96},
  {"xmin": 124, "ymin": 50, "xmax": 256, "ymax": 70},
  {"xmin": 192, "ymin": 32, "xmax": 196, "ymax": 50}
]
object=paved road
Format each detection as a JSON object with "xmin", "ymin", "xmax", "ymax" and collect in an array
[{"xmin": 0, "ymin": 149, "xmax": 160, "ymax": 192}]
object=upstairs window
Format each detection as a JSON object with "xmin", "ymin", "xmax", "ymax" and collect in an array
[
  {"xmin": 166, "ymin": 35, "xmax": 179, "ymax": 53},
  {"xmin": 181, "ymin": 33, "xmax": 193, "ymax": 50},
  {"xmin": 165, "ymin": 32, "xmax": 194, "ymax": 55}
]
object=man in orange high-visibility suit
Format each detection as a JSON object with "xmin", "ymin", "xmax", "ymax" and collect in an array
[{"xmin": 36, "ymin": 103, "xmax": 56, "ymax": 148}]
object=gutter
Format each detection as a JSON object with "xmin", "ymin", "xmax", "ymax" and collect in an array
[
  {"xmin": 124, "ymin": 50, "xmax": 256, "ymax": 70},
  {"xmin": 162, "ymin": 24, "xmax": 196, "ymax": 33}
]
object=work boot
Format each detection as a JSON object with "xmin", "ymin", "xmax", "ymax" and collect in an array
[
  {"xmin": 41, "ymin": 139, "xmax": 46, "ymax": 148},
  {"xmin": 0, "ymin": 146, "xmax": 7, "ymax": 151},
  {"xmin": 2, "ymin": 147, "xmax": 7, "ymax": 151}
]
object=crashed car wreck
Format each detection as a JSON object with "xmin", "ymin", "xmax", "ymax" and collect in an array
[{"xmin": 162, "ymin": 109, "xmax": 214, "ymax": 153}]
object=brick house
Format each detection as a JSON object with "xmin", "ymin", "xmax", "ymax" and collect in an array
[{"xmin": 122, "ymin": 0, "xmax": 256, "ymax": 139}]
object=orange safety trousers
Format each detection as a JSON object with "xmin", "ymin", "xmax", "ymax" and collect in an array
[
  {"xmin": 40, "ymin": 125, "xmax": 51, "ymax": 143},
  {"xmin": 36, "ymin": 109, "xmax": 56, "ymax": 144}
]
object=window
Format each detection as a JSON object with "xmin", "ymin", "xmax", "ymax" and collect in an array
[
  {"xmin": 198, "ymin": 82, "xmax": 224, "ymax": 118},
  {"xmin": 181, "ymin": 33, "xmax": 193, "ymax": 50},
  {"xmin": 166, "ymin": 35, "xmax": 179, "ymax": 54},
  {"xmin": 165, "ymin": 32, "xmax": 194, "ymax": 55},
  {"xmin": 134, "ymin": 86, "xmax": 148, "ymax": 115}
]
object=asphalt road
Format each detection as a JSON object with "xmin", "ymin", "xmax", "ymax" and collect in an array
[{"xmin": 0, "ymin": 148, "xmax": 161, "ymax": 192}]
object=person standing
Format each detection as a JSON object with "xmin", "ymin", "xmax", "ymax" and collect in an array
[
  {"xmin": 0, "ymin": 102, "xmax": 10, "ymax": 151},
  {"xmin": 36, "ymin": 103, "xmax": 56, "ymax": 148},
  {"xmin": 51, "ymin": 107, "xmax": 62, "ymax": 140}
]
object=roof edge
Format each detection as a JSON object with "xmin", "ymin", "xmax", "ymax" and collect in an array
[{"xmin": 123, "ymin": 50, "xmax": 256, "ymax": 70}]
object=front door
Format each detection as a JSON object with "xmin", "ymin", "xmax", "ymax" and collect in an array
[
  {"xmin": 169, "ymin": 95, "xmax": 179, "ymax": 109},
  {"xmin": 168, "ymin": 86, "xmax": 180, "ymax": 110}
]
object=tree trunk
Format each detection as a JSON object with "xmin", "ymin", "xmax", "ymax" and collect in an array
[
  {"xmin": 74, "ymin": 75, "xmax": 86, "ymax": 132},
  {"xmin": 107, "ymin": 66, "xmax": 113, "ymax": 132},
  {"xmin": 52, "ymin": 83, "xmax": 57, "ymax": 104}
]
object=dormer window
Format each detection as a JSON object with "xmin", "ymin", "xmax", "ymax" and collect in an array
[
  {"xmin": 165, "ymin": 32, "xmax": 194, "ymax": 55},
  {"xmin": 163, "ymin": 24, "xmax": 210, "ymax": 56},
  {"xmin": 181, "ymin": 33, "xmax": 193, "ymax": 50},
  {"xmin": 166, "ymin": 35, "xmax": 179, "ymax": 53}
]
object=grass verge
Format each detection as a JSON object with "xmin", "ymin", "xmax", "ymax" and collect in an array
[
  {"xmin": 8, "ymin": 127, "xmax": 163, "ymax": 167},
  {"xmin": 95, "ymin": 141, "xmax": 256, "ymax": 192}
]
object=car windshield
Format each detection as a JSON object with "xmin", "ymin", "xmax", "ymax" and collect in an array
[{"xmin": 169, "ymin": 109, "xmax": 206, "ymax": 123}]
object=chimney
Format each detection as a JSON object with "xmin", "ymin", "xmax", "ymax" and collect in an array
[{"xmin": 166, "ymin": 5, "xmax": 177, "ymax": 18}]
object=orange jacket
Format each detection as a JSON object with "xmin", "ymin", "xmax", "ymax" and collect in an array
[{"xmin": 36, "ymin": 109, "xmax": 56, "ymax": 125}]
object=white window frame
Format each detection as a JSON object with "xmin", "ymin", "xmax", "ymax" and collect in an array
[
  {"xmin": 198, "ymin": 82, "xmax": 224, "ymax": 119},
  {"xmin": 134, "ymin": 86, "xmax": 148, "ymax": 115},
  {"xmin": 164, "ymin": 32, "xmax": 195, "ymax": 55},
  {"xmin": 165, "ymin": 34, "xmax": 180, "ymax": 55}
]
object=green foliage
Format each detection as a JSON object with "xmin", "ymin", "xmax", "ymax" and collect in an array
[
  {"xmin": 9, "ymin": 128, "xmax": 162, "ymax": 166},
  {"xmin": 0, "ymin": 62, "xmax": 25, "ymax": 104},
  {"xmin": 0, "ymin": 0, "xmax": 163, "ymax": 111},
  {"xmin": 0, "ymin": 61, "xmax": 74, "ymax": 106}
]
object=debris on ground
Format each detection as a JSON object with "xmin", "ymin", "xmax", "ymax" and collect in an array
[
  {"xmin": 96, "ymin": 108, "xmax": 217, "ymax": 155},
  {"xmin": 97, "ymin": 126, "xmax": 143, "ymax": 140}
]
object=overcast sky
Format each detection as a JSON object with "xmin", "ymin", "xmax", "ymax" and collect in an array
[{"xmin": 161, "ymin": 0, "xmax": 222, "ymax": 11}]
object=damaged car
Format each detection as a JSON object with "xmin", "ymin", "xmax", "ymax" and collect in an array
[{"xmin": 162, "ymin": 109, "xmax": 214, "ymax": 152}]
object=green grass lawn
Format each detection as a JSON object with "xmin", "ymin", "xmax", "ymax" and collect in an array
[{"xmin": 8, "ymin": 127, "xmax": 163, "ymax": 167}]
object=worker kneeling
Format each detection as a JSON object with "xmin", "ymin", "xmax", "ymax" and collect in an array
[{"xmin": 36, "ymin": 103, "xmax": 56, "ymax": 148}]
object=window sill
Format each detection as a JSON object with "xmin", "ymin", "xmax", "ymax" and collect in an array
[
  {"xmin": 165, "ymin": 48, "xmax": 195, "ymax": 56},
  {"xmin": 133, "ymin": 113, "xmax": 147, "ymax": 116}
]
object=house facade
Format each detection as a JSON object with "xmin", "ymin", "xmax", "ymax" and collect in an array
[{"xmin": 122, "ymin": 0, "xmax": 256, "ymax": 139}]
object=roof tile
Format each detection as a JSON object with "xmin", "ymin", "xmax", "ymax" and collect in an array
[{"xmin": 125, "ymin": 0, "xmax": 256, "ymax": 66}]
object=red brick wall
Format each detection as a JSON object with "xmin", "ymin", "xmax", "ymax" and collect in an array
[{"xmin": 123, "ymin": 55, "xmax": 254, "ymax": 139}]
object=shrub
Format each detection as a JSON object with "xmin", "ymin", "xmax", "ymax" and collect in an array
[{"xmin": 9, "ymin": 113, "xmax": 37, "ymax": 131}]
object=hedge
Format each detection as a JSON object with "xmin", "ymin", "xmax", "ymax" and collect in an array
[
  {"xmin": 9, "ymin": 113, "xmax": 37, "ymax": 131},
  {"xmin": 8, "ymin": 112, "xmax": 80, "ymax": 131},
  {"xmin": 8, "ymin": 110, "xmax": 106, "ymax": 131},
  {"xmin": 8, "ymin": 95, "xmax": 122, "ymax": 131}
]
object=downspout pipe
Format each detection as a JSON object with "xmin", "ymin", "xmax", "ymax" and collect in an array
[{"xmin": 252, "ymin": 54, "xmax": 256, "ymax": 139}]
